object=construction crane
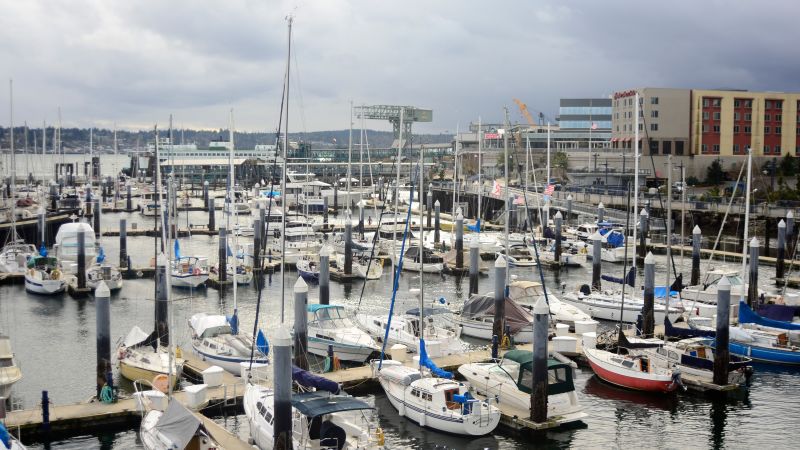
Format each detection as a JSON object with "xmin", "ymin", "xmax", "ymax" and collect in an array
[{"xmin": 513, "ymin": 98, "xmax": 537, "ymax": 127}]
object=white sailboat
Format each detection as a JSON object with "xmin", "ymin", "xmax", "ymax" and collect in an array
[
  {"xmin": 372, "ymin": 148, "xmax": 500, "ymax": 436},
  {"xmin": 306, "ymin": 304, "xmax": 381, "ymax": 362},
  {"xmin": 0, "ymin": 81, "xmax": 36, "ymax": 274}
]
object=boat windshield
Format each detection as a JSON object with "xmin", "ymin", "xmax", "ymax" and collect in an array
[{"xmin": 724, "ymin": 275, "xmax": 743, "ymax": 285}]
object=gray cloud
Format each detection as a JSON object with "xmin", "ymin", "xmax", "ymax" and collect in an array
[{"xmin": 2, "ymin": 0, "xmax": 799, "ymax": 134}]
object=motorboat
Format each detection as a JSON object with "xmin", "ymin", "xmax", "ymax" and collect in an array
[
  {"xmin": 356, "ymin": 305, "xmax": 465, "ymax": 358},
  {"xmin": 117, "ymin": 325, "xmax": 184, "ymax": 389},
  {"xmin": 496, "ymin": 244, "xmax": 537, "ymax": 267},
  {"xmin": 24, "ymin": 254, "xmax": 66, "ymax": 295},
  {"xmin": 0, "ymin": 241, "xmax": 36, "ymax": 274},
  {"xmin": 85, "ymin": 248, "xmax": 123, "ymax": 290},
  {"xmin": 393, "ymin": 245, "xmax": 444, "ymax": 273},
  {"xmin": 682, "ymin": 269, "xmax": 765, "ymax": 318},
  {"xmin": 53, "ymin": 222, "xmax": 97, "ymax": 274},
  {"xmin": 296, "ymin": 255, "xmax": 320, "ymax": 283},
  {"xmin": 139, "ymin": 397, "xmax": 220, "ymax": 450},
  {"xmin": 268, "ymin": 220, "xmax": 321, "ymax": 265},
  {"xmin": 244, "ymin": 369, "xmax": 385, "ymax": 449},
  {"xmin": 561, "ymin": 288, "xmax": 683, "ymax": 324},
  {"xmin": 0, "ymin": 334, "xmax": 22, "ymax": 400},
  {"xmin": 507, "ymin": 281, "xmax": 594, "ymax": 328},
  {"xmin": 306, "ymin": 304, "xmax": 381, "ymax": 362},
  {"xmin": 171, "ymin": 256, "xmax": 209, "ymax": 289},
  {"xmin": 189, "ymin": 313, "xmax": 269, "ymax": 374},
  {"xmin": 564, "ymin": 222, "xmax": 598, "ymax": 241},
  {"xmin": 450, "ymin": 293, "xmax": 534, "ymax": 343},
  {"xmin": 458, "ymin": 350, "xmax": 587, "ymax": 426},
  {"xmin": 372, "ymin": 357, "xmax": 501, "ymax": 435}
]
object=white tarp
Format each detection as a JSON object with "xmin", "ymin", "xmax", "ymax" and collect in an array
[
  {"xmin": 154, "ymin": 400, "xmax": 201, "ymax": 450},
  {"xmin": 123, "ymin": 326, "xmax": 150, "ymax": 348},
  {"xmin": 189, "ymin": 313, "xmax": 230, "ymax": 338}
]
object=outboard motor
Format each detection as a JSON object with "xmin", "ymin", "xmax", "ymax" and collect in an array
[{"xmin": 579, "ymin": 284, "xmax": 591, "ymax": 296}]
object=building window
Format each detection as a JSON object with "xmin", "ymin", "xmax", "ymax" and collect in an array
[
  {"xmin": 765, "ymin": 126, "xmax": 771, "ymax": 134},
  {"xmin": 734, "ymin": 144, "xmax": 740, "ymax": 154},
  {"xmin": 734, "ymin": 112, "xmax": 740, "ymax": 121},
  {"xmin": 713, "ymin": 125, "xmax": 720, "ymax": 133},
  {"xmin": 734, "ymin": 125, "xmax": 740, "ymax": 133},
  {"xmin": 675, "ymin": 141, "xmax": 684, "ymax": 155},
  {"xmin": 714, "ymin": 99, "xmax": 721, "ymax": 107},
  {"xmin": 713, "ymin": 144, "xmax": 720, "ymax": 153},
  {"xmin": 639, "ymin": 123, "xmax": 643, "ymax": 131},
  {"xmin": 651, "ymin": 123, "xmax": 658, "ymax": 131},
  {"xmin": 702, "ymin": 144, "xmax": 708, "ymax": 153},
  {"xmin": 703, "ymin": 99, "xmax": 710, "ymax": 108},
  {"xmin": 765, "ymin": 145, "xmax": 771, "ymax": 153},
  {"xmin": 734, "ymin": 99, "xmax": 741, "ymax": 107},
  {"xmin": 650, "ymin": 140, "xmax": 659, "ymax": 154},
  {"xmin": 703, "ymin": 111, "xmax": 709, "ymax": 120},
  {"xmin": 765, "ymin": 114, "xmax": 771, "ymax": 121},
  {"xmin": 766, "ymin": 100, "xmax": 773, "ymax": 109},
  {"xmin": 745, "ymin": 113, "xmax": 752, "ymax": 121},
  {"xmin": 663, "ymin": 141, "xmax": 672, "ymax": 154},
  {"xmin": 703, "ymin": 124, "xmax": 710, "ymax": 132},
  {"xmin": 745, "ymin": 126, "xmax": 752, "ymax": 134},
  {"xmin": 776, "ymin": 100, "xmax": 783, "ymax": 109},
  {"xmin": 776, "ymin": 114, "xmax": 782, "ymax": 122},
  {"xmin": 651, "ymin": 97, "xmax": 659, "ymax": 104},
  {"xmin": 713, "ymin": 112, "xmax": 720, "ymax": 120},
  {"xmin": 776, "ymin": 145, "xmax": 782, "ymax": 154},
  {"xmin": 776, "ymin": 126, "xmax": 782, "ymax": 135},
  {"xmin": 745, "ymin": 99, "xmax": 753, "ymax": 108},
  {"xmin": 651, "ymin": 110, "xmax": 659, "ymax": 118}
]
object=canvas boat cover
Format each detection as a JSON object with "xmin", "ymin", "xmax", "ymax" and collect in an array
[
  {"xmin": 292, "ymin": 366, "xmax": 340, "ymax": 394},
  {"xmin": 189, "ymin": 313, "xmax": 231, "ymax": 338},
  {"xmin": 461, "ymin": 294, "xmax": 534, "ymax": 334},
  {"xmin": 291, "ymin": 392, "xmax": 373, "ymax": 419},
  {"xmin": 154, "ymin": 400, "xmax": 201, "ymax": 450},
  {"xmin": 740, "ymin": 302, "xmax": 800, "ymax": 330},
  {"xmin": 123, "ymin": 326, "xmax": 151, "ymax": 348}
]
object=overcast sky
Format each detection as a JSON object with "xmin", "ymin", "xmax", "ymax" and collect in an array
[{"xmin": 2, "ymin": 0, "xmax": 799, "ymax": 134}]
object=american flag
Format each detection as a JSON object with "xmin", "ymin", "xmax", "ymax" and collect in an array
[
  {"xmin": 543, "ymin": 184, "xmax": 555, "ymax": 195},
  {"xmin": 591, "ymin": 122, "xmax": 598, "ymax": 130}
]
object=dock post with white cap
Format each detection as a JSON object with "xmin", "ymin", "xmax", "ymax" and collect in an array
[
  {"xmin": 713, "ymin": 277, "xmax": 731, "ymax": 386},
  {"xmin": 531, "ymin": 297, "xmax": 549, "ymax": 423}
]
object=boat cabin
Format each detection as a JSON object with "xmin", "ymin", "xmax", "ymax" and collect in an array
[{"xmin": 495, "ymin": 350, "xmax": 576, "ymax": 396}]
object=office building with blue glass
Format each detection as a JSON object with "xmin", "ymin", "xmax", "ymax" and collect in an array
[{"xmin": 558, "ymin": 98, "xmax": 612, "ymax": 130}]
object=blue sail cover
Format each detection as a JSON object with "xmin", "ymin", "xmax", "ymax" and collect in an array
[
  {"xmin": 292, "ymin": 366, "xmax": 340, "ymax": 394},
  {"xmin": 739, "ymin": 301, "xmax": 800, "ymax": 331},
  {"xmin": 419, "ymin": 339, "xmax": 453, "ymax": 379},
  {"xmin": 653, "ymin": 287, "xmax": 678, "ymax": 299},
  {"xmin": 227, "ymin": 310, "xmax": 239, "ymax": 335},
  {"xmin": 174, "ymin": 240, "xmax": 181, "ymax": 260},
  {"xmin": 256, "ymin": 329, "xmax": 270, "ymax": 356},
  {"xmin": 96, "ymin": 247, "xmax": 106, "ymax": 263},
  {"xmin": 664, "ymin": 316, "xmax": 716, "ymax": 339},
  {"xmin": 467, "ymin": 219, "xmax": 481, "ymax": 232},
  {"xmin": 39, "ymin": 244, "xmax": 47, "ymax": 257},
  {"xmin": 601, "ymin": 267, "xmax": 635, "ymax": 287}
]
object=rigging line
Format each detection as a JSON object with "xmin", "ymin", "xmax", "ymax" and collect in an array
[
  {"xmin": 378, "ymin": 159, "xmax": 417, "ymax": 370},
  {"xmin": 617, "ymin": 180, "xmax": 634, "ymax": 341},
  {"xmin": 521, "ymin": 151, "xmax": 554, "ymax": 320},
  {"xmin": 247, "ymin": 56, "xmax": 290, "ymax": 371}
]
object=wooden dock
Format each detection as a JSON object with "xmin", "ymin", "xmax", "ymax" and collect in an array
[{"xmin": 648, "ymin": 242, "xmax": 799, "ymax": 267}]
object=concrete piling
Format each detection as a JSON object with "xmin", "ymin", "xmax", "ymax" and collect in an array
[
  {"xmin": 492, "ymin": 255, "xmax": 507, "ymax": 340},
  {"xmin": 469, "ymin": 237, "xmax": 479, "ymax": 295},
  {"xmin": 293, "ymin": 277, "xmax": 309, "ymax": 371},
  {"xmin": 119, "ymin": 215, "xmax": 128, "ymax": 269},
  {"xmin": 748, "ymin": 237, "xmax": 759, "ymax": 307},
  {"xmin": 642, "ymin": 252, "xmax": 655, "ymax": 336},
  {"xmin": 434, "ymin": 200, "xmax": 441, "ymax": 245},
  {"xmin": 567, "ymin": 194, "xmax": 573, "ymax": 224},
  {"xmin": 639, "ymin": 209, "xmax": 649, "ymax": 260},
  {"xmin": 272, "ymin": 326, "xmax": 292, "ymax": 449},
  {"xmin": 531, "ymin": 297, "xmax": 549, "ymax": 423},
  {"xmin": 691, "ymin": 225, "xmax": 701, "ymax": 286},
  {"xmin": 38, "ymin": 207, "xmax": 46, "ymax": 247},
  {"xmin": 777, "ymin": 219, "xmax": 786, "ymax": 280},
  {"xmin": 93, "ymin": 200, "xmax": 101, "ymax": 238},
  {"xmin": 344, "ymin": 211, "xmax": 353, "ymax": 275},
  {"xmin": 554, "ymin": 211, "xmax": 563, "ymax": 264},
  {"xmin": 126, "ymin": 183, "xmax": 132, "ymax": 211},
  {"xmin": 358, "ymin": 201, "xmax": 365, "ymax": 236},
  {"xmin": 320, "ymin": 246, "xmax": 330, "ymax": 305},
  {"xmin": 597, "ymin": 202, "xmax": 605, "ymax": 223},
  {"xmin": 218, "ymin": 227, "xmax": 227, "ymax": 282},
  {"xmin": 155, "ymin": 252, "xmax": 169, "ymax": 347},
  {"xmin": 591, "ymin": 231, "xmax": 602, "ymax": 290},
  {"xmin": 713, "ymin": 277, "xmax": 731, "ymax": 386},
  {"xmin": 323, "ymin": 196, "xmax": 329, "ymax": 226},
  {"xmin": 426, "ymin": 188, "xmax": 433, "ymax": 228},
  {"xmin": 203, "ymin": 181, "xmax": 209, "ymax": 212},
  {"xmin": 208, "ymin": 197, "xmax": 215, "ymax": 231},
  {"xmin": 95, "ymin": 281, "xmax": 111, "ymax": 398},
  {"xmin": 253, "ymin": 219, "xmax": 262, "ymax": 274},
  {"xmin": 455, "ymin": 211, "xmax": 464, "ymax": 269}
]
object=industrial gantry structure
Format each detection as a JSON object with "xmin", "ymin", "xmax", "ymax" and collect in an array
[{"xmin": 354, "ymin": 105, "xmax": 433, "ymax": 149}]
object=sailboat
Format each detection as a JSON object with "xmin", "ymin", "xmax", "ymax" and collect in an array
[
  {"xmin": 244, "ymin": 17, "xmax": 385, "ymax": 449},
  {"xmin": 0, "ymin": 80, "xmax": 36, "ymax": 274},
  {"xmin": 24, "ymin": 246, "xmax": 66, "ymax": 295},
  {"xmin": 582, "ymin": 94, "xmax": 682, "ymax": 393},
  {"xmin": 372, "ymin": 148, "xmax": 500, "ymax": 436},
  {"xmin": 118, "ymin": 133, "xmax": 183, "ymax": 389}
]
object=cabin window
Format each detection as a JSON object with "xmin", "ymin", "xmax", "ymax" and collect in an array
[
  {"xmin": 0, "ymin": 357, "xmax": 13, "ymax": 368},
  {"xmin": 621, "ymin": 360, "xmax": 634, "ymax": 368},
  {"xmin": 520, "ymin": 368, "xmax": 533, "ymax": 391},
  {"xmin": 548, "ymin": 367, "xmax": 568, "ymax": 384},
  {"xmin": 444, "ymin": 388, "xmax": 461, "ymax": 410}
]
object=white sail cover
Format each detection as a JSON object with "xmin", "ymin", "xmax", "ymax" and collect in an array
[
  {"xmin": 123, "ymin": 326, "xmax": 150, "ymax": 348},
  {"xmin": 189, "ymin": 313, "xmax": 231, "ymax": 338},
  {"xmin": 154, "ymin": 400, "xmax": 201, "ymax": 450}
]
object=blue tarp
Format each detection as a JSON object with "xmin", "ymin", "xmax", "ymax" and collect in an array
[
  {"xmin": 39, "ymin": 244, "xmax": 47, "ymax": 257},
  {"xmin": 739, "ymin": 301, "xmax": 800, "ymax": 331},
  {"xmin": 292, "ymin": 366, "xmax": 340, "ymax": 394},
  {"xmin": 419, "ymin": 339, "xmax": 453, "ymax": 379},
  {"xmin": 96, "ymin": 247, "xmax": 106, "ymax": 263},
  {"xmin": 256, "ymin": 329, "xmax": 269, "ymax": 356},
  {"xmin": 227, "ymin": 310, "xmax": 239, "ymax": 335},
  {"xmin": 467, "ymin": 219, "xmax": 481, "ymax": 232},
  {"xmin": 605, "ymin": 230, "xmax": 625, "ymax": 248},
  {"xmin": 601, "ymin": 267, "xmax": 635, "ymax": 287},
  {"xmin": 653, "ymin": 286, "xmax": 678, "ymax": 299}
]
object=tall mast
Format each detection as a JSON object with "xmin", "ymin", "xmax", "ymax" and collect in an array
[
  {"xmin": 58, "ymin": 107, "xmax": 63, "ymax": 169},
  {"xmin": 8, "ymin": 79, "xmax": 17, "ymax": 241},
  {"xmin": 740, "ymin": 148, "xmax": 753, "ymax": 302},
  {"xmin": 503, "ymin": 108, "xmax": 510, "ymax": 288},
  {"xmin": 631, "ymin": 92, "xmax": 640, "ymax": 273},
  {"xmin": 89, "ymin": 127, "xmax": 93, "ymax": 186},
  {"xmin": 280, "ymin": 15, "xmax": 292, "ymax": 323},
  {"xmin": 347, "ymin": 101, "xmax": 353, "ymax": 208},
  {"xmin": 229, "ymin": 109, "xmax": 238, "ymax": 316},
  {"xmin": 418, "ymin": 141, "xmax": 424, "ymax": 370},
  {"xmin": 452, "ymin": 123, "xmax": 460, "ymax": 217},
  {"xmin": 546, "ymin": 122, "xmax": 551, "ymax": 186},
  {"xmin": 476, "ymin": 117, "xmax": 482, "ymax": 233},
  {"xmin": 42, "ymin": 121, "xmax": 46, "ymax": 156},
  {"xmin": 391, "ymin": 109, "xmax": 405, "ymax": 280}
]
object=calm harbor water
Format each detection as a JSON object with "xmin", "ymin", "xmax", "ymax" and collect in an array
[{"xmin": 2, "ymin": 208, "xmax": 798, "ymax": 449}]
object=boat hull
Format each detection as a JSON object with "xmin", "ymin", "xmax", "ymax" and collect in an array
[
  {"xmin": 307, "ymin": 336, "xmax": 378, "ymax": 362},
  {"xmin": 729, "ymin": 341, "xmax": 800, "ymax": 365},
  {"xmin": 24, "ymin": 275, "xmax": 66, "ymax": 295},
  {"xmin": 193, "ymin": 345, "xmax": 269, "ymax": 374},
  {"xmin": 171, "ymin": 273, "xmax": 209, "ymax": 288},
  {"xmin": 118, "ymin": 360, "xmax": 181, "ymax": 389},
  {"xmin": 585, "ymin": 349, "xmax": 677, "ymax": 393}
]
